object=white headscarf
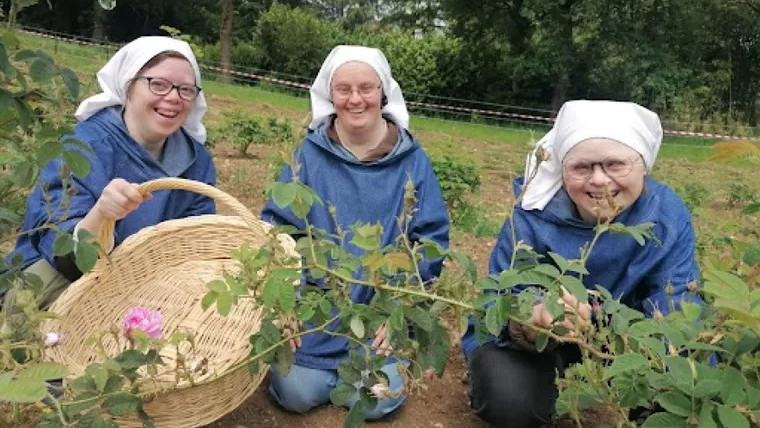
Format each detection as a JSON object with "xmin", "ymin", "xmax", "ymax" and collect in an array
[
  {"xmin": 74, "ymin": 36, "xmax": 208, "ymax": 143},
  {"xmin": 521, "ymin": 100, "xmax": 663, "ymax": 210},
  {"xmin": 308, "ymin": 45, "xmax": 409, "ymax": 130}
]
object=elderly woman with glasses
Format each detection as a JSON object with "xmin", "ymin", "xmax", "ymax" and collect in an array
[
  {"xmin": 6, "ymin": 36, "xmax": 214, "ymax": 307},
  {"xmin": 261, "ymin": 45, "xmax": 449, "ymax": 419},
  {"xmin": 461, "ymin": 100, "xmax": 700, "ymax": 427}
]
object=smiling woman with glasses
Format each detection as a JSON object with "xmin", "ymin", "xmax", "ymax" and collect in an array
[
  {"xmin": 6, "ymin": 36, "xmax": 216, "ymax": 308},
  {"xmin": 462, "ymin": 100, "xmax": 701, "ymax": 428},
  {"xmin": 262, "ymin": 45, "xmax": 449, "ymax": 421}
]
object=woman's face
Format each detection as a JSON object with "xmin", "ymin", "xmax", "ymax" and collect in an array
[
  {"xmin": 562, "ymin": 138, "xmax": 646, "ymax": 224},
  {"xmin": 330, "ymin": 61, "xmax": 383, "ymax": 132},
  {"xmin": 125, "ymin": 56, "xmax": 195, "ymax": 145}
]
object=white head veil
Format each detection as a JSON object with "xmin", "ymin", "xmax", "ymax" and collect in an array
[
  {"xmin": 308, "ymin": 45, "xmax": 409, "ymax": 130},
  {"xmin": 74, "ymin": 36, "xmax": 208, "ymax": 143},
  {"xmin": 521, "ymin": 100, "xmax": 663, "ymax": 210}
]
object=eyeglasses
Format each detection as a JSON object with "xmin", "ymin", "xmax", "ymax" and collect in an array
[
  {"xmin": 331, "ymin": 83, "xmax": 381, "ymax": 100},
  {"xmin": 133, "ymin": 75, "xmax": 201, "ymax": 101},
  {"xmin": 563, "ymin": 156, "xmax": 642, "ymax": 181}
]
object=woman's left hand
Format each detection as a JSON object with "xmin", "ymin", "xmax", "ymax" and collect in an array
[{"xmin": 371, "ymin": 323, "xmax": 393, "ymax": 357}]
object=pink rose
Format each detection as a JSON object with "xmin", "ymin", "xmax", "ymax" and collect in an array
[{"xmin": 123, "ymin": 307, "xmax": 163, "ymax": 339}]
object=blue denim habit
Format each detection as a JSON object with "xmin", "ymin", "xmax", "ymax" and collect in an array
[
  {"xmin": 7, "ymin": 107, "xmax": 216, "ymax": 274},
  {"xmin": 461, "ymin": 176, "xmax": 701, "ymax": 358},
  {"xmin": 262, "ymin": 120, "xmax": 450, "ymax": 370}
]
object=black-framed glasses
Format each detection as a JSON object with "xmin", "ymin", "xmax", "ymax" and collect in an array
[
  {"xmin": 563, "ymin": 156, "xmax": 642, "ymax": 181},
  {"xmin": 331, "ymin": 83, "xmax": 381, "ymax": 99},
  {"xmin": 133, "ymin": 75, "xmax": 201, "ymax": 101}
]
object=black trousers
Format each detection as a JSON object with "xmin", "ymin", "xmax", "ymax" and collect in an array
[{"xmin": 467, "ymin": 342, "xmax": 582, "ymax": 428}]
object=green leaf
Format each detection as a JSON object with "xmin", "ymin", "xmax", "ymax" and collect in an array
[
  {"xmin": 271, "ymin": 182, "xmax": 297, "ymax": 208},
  {"xmin": 350, "ymin": 224, "xmax": 382, "ymax": 250},
  {"xmin": 716, "ymin": 405, "xmax": 749, "ymax": 428},
  {"xmin": 534, "ymin": 333, "xmax": 549, "ymax": 352},
  {"xmin": 495, "ymin": 269, "xmax": 523, "ymax": 290},
  {"xmin": 484, "ymin": 297, "xmax": 510, "ymax": 336},
  {"xmin": 85, "ymin": 364, "xmax": 109, "ymax": 392},
  {"xmin": 216, "ymin": 291, "xmax": 232, "ymax": 316},
  {"xmin": 655, "ymin": 391, "xmax": 692, "ymax": 417},
  {"xmin": 14, "ymin": 49, "xmax": 38, "ymax": 61},
  {"xmin": 389, "ymin": 305, "xmax": 405, "ymax": 331},
  {"xmin": 36, "ymin": 140, "xmax": 63, "ymax": 167},
  {"xmin": 0, "ymin": 88, "xmax": 14, "ymax": 112},
  {"xmin": 720, "ymin": 367, "xmax": 746, "ymax": 406},
  {"xmin": 114, "ymin": 350, "xmax": 147, "ymax": 371},
  {"xmin": 337, "ymin": 361, "xmax": 362, "ymax": 384},
  {"xmin": 70, "ymin": 375, "xmax": 97, "ymax": 392},
  {"xmin": 533, "ymin": 264, "xmax": 560, "ymax": 279},
  {"xmin": 693, "ymin": 379, "xmax": 721, "ymax": 398},
  {"xmin": 642, "ymin": 412, "xmax": 689, "ymax": 428},
  {"xmin": 0, "ymin": 380, "xmax": 46, "ymax": 402},
  {"xmin": 29, "ymin": 57, "xmax": 57, "ymax": 83},
  {"xmin": 697, "ymin": 402, "xmax": 716, "ymax": 428},
  {"xmin": 296, "ymin": 304, "xmax": 315, "ymax": 322},
  {"xmin": 60, "ymin": 68, "xmax": 80, "ymax": 99},
  {"xmin": 53, "ymin": 233, "xmax": 76, "ymax": 257},
  {"xmin": 407, "ymin": 306, "xmax": 434, "ymax": 332},
  {"xmin": 344, "ymin": 399, "xmax": 367, "ymax": 428},
  {"xmin": 278, "ymin": 280, "xmax": 296, "ymax": 312},
  {"xmin": 13, "ymin": 97, "xmax": 32, "ymax": 129},
  {"xmin": 605, "ymin": 353, "xmax": 648, "ymax": 379},
  {"xmin": 9, "ymin": 160, "xmax": 34, "ymax": 186},
  {"xmin": 558, "ymin": 275, "xmax": 588, "ymax": 302},
  {"xmin": 207, "ymin": 279, "xmax": 227, "ymax": 293},
  {"xmin": 103, "ymin": 376, "xmax": 124, "ymax": 394},
  {"xmin": 74, "ymin": 240, "xmax": 99, "ymax": 273},
  {"xmin": 18, "ymin": 362, "xmax": 69, "ymax": 382},
  {"xmin": 680, "ymin": 302, "xmax": 702, "ymax": 323},
  {"xmin": 200, "ymin": 291, "xmax": 217, "ymax": 311},
  {"xmin": 272, "ymin": 343, "xmax": 294, "ymax": 376},
  {"xmin": 350, "ymin": 315, "xmax": 365, "ymax": 339},
  {"xmin": 62, "ymin": 150, "xmax": 91, "ymax": 177},
  {"xmin": 329, "ymin": 382, "xmax": 357, "ymax": 406},
  {"xmin": 102, "ymin": 391, "xmax": 141, "ymax": 417}
]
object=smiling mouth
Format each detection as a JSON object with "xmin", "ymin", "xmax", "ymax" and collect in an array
[
  {"xmin": 587, "ymin": 190, "xmax": 619, "ymax": 200},
  {"xmin": 156, "ymin": 108, "xmax": 179, "ymax": 119}
]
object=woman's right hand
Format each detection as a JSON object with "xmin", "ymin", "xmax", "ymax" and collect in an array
[
  {"xmin": 95, "ymin": 178, "xmax": 150, "ymax": 221},
  {"xmin": 76, "ymin": 179, "xmax": 151, "ymax": 245}
]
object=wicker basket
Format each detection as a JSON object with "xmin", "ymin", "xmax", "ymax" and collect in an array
[{"xmin": 43, "ymin": 178, "xmax": 297, "ymax": 428}]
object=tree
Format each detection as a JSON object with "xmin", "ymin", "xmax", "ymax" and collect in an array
[{"xmin": 219, "ymin": 0, "xmax": 234, "ymax": 83}]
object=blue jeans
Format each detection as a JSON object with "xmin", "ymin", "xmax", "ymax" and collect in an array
[{"xmin": 268, "ymin": 362, "xmax": 407, "ymax": 420}]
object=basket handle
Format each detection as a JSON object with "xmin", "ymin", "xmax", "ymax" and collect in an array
[{"xmin": 97, "ymin": 177, "xmax": 266, "ymax": 249}]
